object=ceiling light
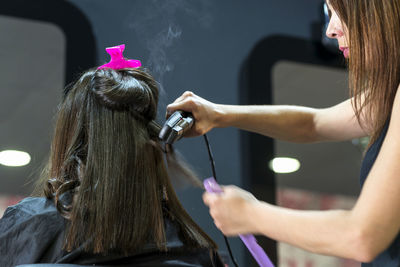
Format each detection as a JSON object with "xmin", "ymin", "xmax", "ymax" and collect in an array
[
  {"xmin": 0, "ymin": 150, "xmax": 31, "ymax": 167},
  {"xmin": 269, "ymin": 157, "xmax": 300, "ymax": 174}
]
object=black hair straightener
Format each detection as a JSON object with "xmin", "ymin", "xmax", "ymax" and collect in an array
[{"xmin": 158, "ymin": 111, "xmax": 194, "ymax": 144}]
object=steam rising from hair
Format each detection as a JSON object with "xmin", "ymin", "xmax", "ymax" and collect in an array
[
  {"xmin": 128, "ymin": 0, "xmax": 213, "ymax": 95},
  {"xmin": 127, "ymin": 0, "xmax": 214, "ymax": 188}
]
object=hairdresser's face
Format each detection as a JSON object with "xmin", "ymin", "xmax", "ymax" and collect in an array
[{"xmin": 325, "ymin": 1, "xmax": 349, "ymax": 58}]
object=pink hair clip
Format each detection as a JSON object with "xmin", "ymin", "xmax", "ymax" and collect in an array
[{"xmin": 97, "ymin": 44, "xmax": 141, "ymax": 70}]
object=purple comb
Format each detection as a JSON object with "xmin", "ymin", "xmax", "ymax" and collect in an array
[
  {"xmin": 97, "ymin": 44, "xmax": 141, "ymax": 70},
  {"xmin": 203, "ymin": 177, "xmax": 275, "ymax": 267}
]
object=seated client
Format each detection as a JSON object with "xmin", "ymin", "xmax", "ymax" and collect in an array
[{"xmin": 0, "ymin": 45, "xmax": 224, "ymax": 267}]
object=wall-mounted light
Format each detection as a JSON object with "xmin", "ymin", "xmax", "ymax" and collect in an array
[
  {"xmin": 269, "ymin": 157, "xmax": 300, "ymax": 174},
  {"xmin": 0, "ymin": 150, "xmax": 31, "ymax": 167}
]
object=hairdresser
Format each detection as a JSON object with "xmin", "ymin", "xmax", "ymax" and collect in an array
[{"xmin": 167, "ymin": 0, "xmax": 400, "ymax": 265}]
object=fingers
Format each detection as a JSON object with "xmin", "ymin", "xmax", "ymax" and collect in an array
[
  {"xmin": 166, "ymin": 91, "xmax": 196, "ymax": 117},
  {"xmin": 202, "ymin": 191, "xmax": 219, "ymax": 207},
  {"xmin": 169, "ymin": 91, "xmax": 194, "ymax": 108},
  {"xmin": 202, "ymin": 192, "xmax": 226, "ymax": 232},
  {"xmin": 166, "ymin": 91, "xmax": 215, "ymax": 137},
  {"xmin": 202, "ymin": 185, "xmax": 258, "ymax": 235},
  {"xmin": 203, "ymin": 191, "xmax": 237, "ymax": 236},
  {"xmin": 167, "ymin": 98, "xmax": 196, "ymax": 116}
]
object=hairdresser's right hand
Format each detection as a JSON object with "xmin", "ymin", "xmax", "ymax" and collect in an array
[{"xmin": 167, "ymin": 91, "xmax": 222, "ymax": 137}]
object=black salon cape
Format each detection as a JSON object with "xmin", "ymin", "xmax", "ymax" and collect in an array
[{"xmin": 0, "ymin": 197, "xmax": 224, "ymax": 267}]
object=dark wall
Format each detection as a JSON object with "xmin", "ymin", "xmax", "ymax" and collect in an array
[{"xmin": 63, "ymin": 0, "xmax": 324, "ymax": 265}]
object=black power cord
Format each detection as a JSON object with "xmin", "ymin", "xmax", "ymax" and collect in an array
[{"xmin": 203, "ymin": 134, "xmax": 240, "ymax": 267}]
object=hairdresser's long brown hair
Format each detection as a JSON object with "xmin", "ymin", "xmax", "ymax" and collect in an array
[
  {"xmin": 36, "ymin": 67, "xmax": 216, "ymax": 254},
  {"xmin": 329, "ymin": 0, "xmax": 400, "ymax": 144}
]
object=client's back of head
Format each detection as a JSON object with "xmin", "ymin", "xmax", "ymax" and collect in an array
[{"xmin": 38, "ymin": 67, "xmax": 216, "ymax": 255}]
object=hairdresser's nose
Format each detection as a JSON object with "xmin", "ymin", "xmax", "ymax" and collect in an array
[{"xmin": 326, "ymin": 16, "xmax": 344, "ymax": 39}]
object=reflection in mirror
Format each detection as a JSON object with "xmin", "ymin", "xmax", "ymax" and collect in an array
[
  {"xmin": 273, "ymin": 61, "xmax": 359, "ymax": 267},
  {"xmin": 0, "ymin": 15, "xmax": 65, "ymax": 214}
]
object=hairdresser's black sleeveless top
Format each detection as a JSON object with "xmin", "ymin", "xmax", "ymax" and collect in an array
[{"xmin": 360, "ymin": 120, "xmax": 400, "ymax": 266}]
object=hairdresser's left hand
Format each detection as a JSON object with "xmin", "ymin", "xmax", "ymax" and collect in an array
[{"xmin": 203, "ymin": 185, "xmax": 259, "ymax": 236}]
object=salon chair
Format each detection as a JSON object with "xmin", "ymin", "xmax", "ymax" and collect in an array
[
  {"xmin": 16, "ymin": 265, "xmax": 106, "ymax": 267},
  {"xmin": 16, "ymin": 265, "xmax": 111, "ymax": 267},
  {"xmin": 16, "ymin": 265, "xmax": 156, "ymax": 267},
  {"xmin": 16, "ymin": 263, "xmax": 201, "ymax": 267},
  {"xmin": 16, "ymin": 265, "xmax": 167, "ymax": 267},
  {"xmin": 16, "ymin": 265, "xmax": 172, "ymax": 267}
]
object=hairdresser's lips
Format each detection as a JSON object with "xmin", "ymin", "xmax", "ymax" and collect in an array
[{"xmin": 339, "ymin": 47, "xmax": 349, "ymax": 58}]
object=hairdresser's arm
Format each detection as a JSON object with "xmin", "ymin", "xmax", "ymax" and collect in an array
[
  {"xmin": 167, "ymin": 91, "xmax": 368, "ymax": 142},
  {"xmin": 203, "ymin": 86, "xmax": 400, "ymax": 262}
]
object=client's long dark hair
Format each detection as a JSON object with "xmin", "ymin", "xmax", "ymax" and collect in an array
[{"xmin": 35, "ymin": 67, "xmax": 216, "ymax": 254}]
